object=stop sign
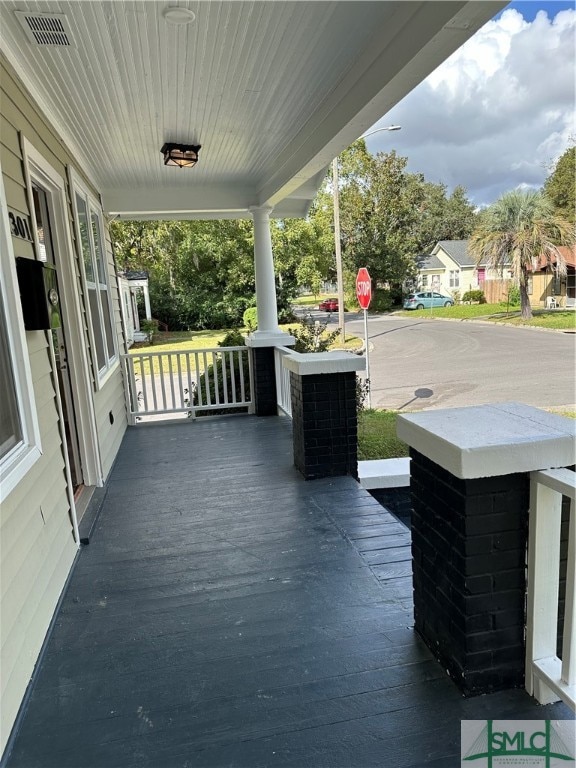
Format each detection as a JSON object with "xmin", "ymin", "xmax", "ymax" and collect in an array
[{"xmin": 356, "ymin": 268, "xmax": 372, "ymax": 310}]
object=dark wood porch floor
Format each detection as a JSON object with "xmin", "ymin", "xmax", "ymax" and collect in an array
[{"xmin": 6, "ymin": 416, "xmax": 571, "ymax": 768}]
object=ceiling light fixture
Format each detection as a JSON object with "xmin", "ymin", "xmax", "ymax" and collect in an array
[
  {"xmin": 162, "ymin": 7, "xmax": 196, "ymax": 25},
  {"xmin": 160, "ymin": 143, "xmax": 201, "ymax": 169}
]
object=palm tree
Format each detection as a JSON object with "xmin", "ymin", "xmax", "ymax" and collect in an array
[{"xmin": 469, "ymin": 189, "xmax": 575, "ymax": 319}]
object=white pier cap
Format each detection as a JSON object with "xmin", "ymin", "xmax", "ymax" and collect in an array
[
  {"xmin": 283, "ymin": 351, "xmax": 365, "ymax": 376},
  {"xmin": 397, "ymin": 402, "xmax": 576, "ymax": 480}
]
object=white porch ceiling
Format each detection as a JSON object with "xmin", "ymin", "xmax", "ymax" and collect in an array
[{"xmin": 0, "ymin": 1, "xmax": 506, "ymax": 219}]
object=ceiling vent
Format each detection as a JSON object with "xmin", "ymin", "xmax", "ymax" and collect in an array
[{"xmin": 15, "ymin": 11, "xmax": 75, "ymax": 47}]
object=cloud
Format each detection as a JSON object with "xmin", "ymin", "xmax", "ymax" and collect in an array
[{"xmin": 367, "ymin": 8, "xmax": 575, "ymax": 206}]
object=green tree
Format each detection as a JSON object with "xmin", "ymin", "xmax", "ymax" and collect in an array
[
  {"xmin": 544, "ymin": 146, "xmax": 575, "ymax": 223},
  {"xmin": 111, "ymin": 219, "xmax": 256, "ymax": 329},
  {"xmin": 309, "ymin": 140, "xmax": 477, "ymax": 294},
  {"xmin": 469, "ymin": 189, "xmax": 574, "ymax": 319},
  {"xmin": 271, "ymin": 218, "xmax": 330, "ymax": 311},
  {"xmin": 111, "ymin": 216, "xmax": 331, "ymax": 329}
]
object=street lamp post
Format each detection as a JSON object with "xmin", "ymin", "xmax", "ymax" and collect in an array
[{"xmin": 332, "ymin": 125, "xmax": 401, "ymax": 345}]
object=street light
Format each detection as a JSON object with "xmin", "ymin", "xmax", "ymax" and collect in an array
[{"xmin": 333, "ymin": 125, "xmax": 401, "ymax": 344}]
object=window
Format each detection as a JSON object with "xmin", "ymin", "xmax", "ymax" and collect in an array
[
  {"xmin": 449, "ymin": 270, "xmax": 460, "ymax": 288},
  {"xmin": 71, "ymin": 176, "xmax": 117, "ymax": 383},
  {"xmin": 421, "ymin": 275, "xmax": 428, "ymax": 287},
  {"xmin": 0, "ymin": 178, "xmax": 42, "ymax": 500},
  {"xmin": 527, "ymin": 275, "xmax": 533, "ymax": 295},
  {"xmin": 552, "ymin": 270, "xmax": 561, "ymax": 296},
  {"xmin": 0, "ymin": 291, "xmax": 22, "ymax": 460}
]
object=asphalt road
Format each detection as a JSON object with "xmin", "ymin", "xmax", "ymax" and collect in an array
[{"xmin": 338, "ymin": 313, "xmax": 576, "ymax": 412}]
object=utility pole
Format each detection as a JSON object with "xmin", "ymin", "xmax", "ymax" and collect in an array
[
  {"xmin": 332, "ymin": 157, "xmax": 345, "ymax": 345},
  {"xmin": 331, "ymin": 125, "xmax": 401, "ymax": 347}
]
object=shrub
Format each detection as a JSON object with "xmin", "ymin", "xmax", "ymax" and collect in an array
[
  {"xmin": 219, "ymin": 329, "xmax": 246, "ymax": 347},
  {"xmin": 368, "ymin": 288, "xmax": 394, "ymax": 313},
  {"xmin": 140, "ymin": 318, "xmax": 159, "ymax": 342},
  {"xmin": 288, "ymin": 314, "xmax": 339, "ymax": 352},
  {"xmin": 462, "ymin": 289, "xmax": 486, "ymax": 304},
  {"xmin": 356, "ymin": 376, "xmax": 370, "ymax": 414},
  {"xmin": 450, "ymin": 290, "xmax": 461, "ymax": 305},
  {"xmin": 243, "ymin": 307, "xmax": 258, "ymax": 332},
  {"xmin": 503, "ymin": 285, "xmax": 521, "ymax": 306}
]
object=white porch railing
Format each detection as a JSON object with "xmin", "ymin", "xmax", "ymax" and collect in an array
[
  {"xmin": 121, "ymin": 346, "xmax": 253, "ymax": 423},
  {"xmin": 526, "ymin": 467, "xmax": 575, "ymax": 711},
  {"xmin": 274, "ymin": 346, "xmax": 294, "ymax": 418}
]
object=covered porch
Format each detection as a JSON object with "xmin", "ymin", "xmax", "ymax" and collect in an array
[{"xmin": 5, "ymin": 415, "xmax": 570, "ymax": 768}]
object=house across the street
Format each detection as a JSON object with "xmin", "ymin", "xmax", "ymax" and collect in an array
[{"xmin": 414, "ymin": 240, "xmax": 576, "ymax": 307}]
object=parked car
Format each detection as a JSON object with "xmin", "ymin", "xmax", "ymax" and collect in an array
[
  {"xmin": 319, "ymin": 297, "xmax": 339, "ymax": 312},
  {"xmin": 403, "ymin": 292, "xmax": 454, "ymax": 310}
]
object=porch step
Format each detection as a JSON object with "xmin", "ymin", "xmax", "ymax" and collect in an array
[{"xmin": 358, "ymin": 457, "xmax": 410, "ymax": 489}]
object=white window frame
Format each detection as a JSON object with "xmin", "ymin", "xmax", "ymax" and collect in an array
[
  {"xmin": 449, "ymin": 270, "xmax": 460, "ymax": 288},
  {"xmin": 69, "ymin": 168, "xmax": 118, "ymax": 389},
  {"xmin": 21, "ymin": 140, "xmax": 104, "ymax": 487},
  {"xmin": 421, "ymin": 274, "xmax": 428, "ymax": 287},
  {"xmin": 0, "ymin": 169, "xmax": 42, "ymax": 502}
]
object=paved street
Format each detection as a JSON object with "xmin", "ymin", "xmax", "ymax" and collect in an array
[{"xmin": 342, "ymin": 314, "xmax": 576, "ymax": 411}]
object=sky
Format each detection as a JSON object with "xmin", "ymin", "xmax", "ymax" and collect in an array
[{"xmin": 365, "ymin": 1, "xmax": 575, "ymax": 207}]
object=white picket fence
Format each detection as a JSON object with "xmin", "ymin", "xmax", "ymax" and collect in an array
[
  {"xmin": 122, "ymin": 346, "xmax": 253, "ymax": 423},
  {"xmin": 526, "ymin": 467, "xmax": 575, "ymax": 711}
]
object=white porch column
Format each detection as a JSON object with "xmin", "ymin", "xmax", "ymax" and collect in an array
[
  {"xmin": 248, "ymin": 205, "xmax": 294, "ymax": 346},
  {"xmin": 142, "ymin": 283, "xmax": 152, "ymax": 320},
  {"xmin": 250, "ymin": 205, "xmax": 278, "ymax": 334}
]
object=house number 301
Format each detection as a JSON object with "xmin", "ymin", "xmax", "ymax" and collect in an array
[{"xmin": 8, "ymin": 210, "xmax": 33, "ymax": 241}]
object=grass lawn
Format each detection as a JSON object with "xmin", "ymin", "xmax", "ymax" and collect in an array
[
  {"xmin": 491, "ymin": 310, "xmax": 576, "ymax": 330},
  {"xmin": 292, "ymin": 293, "xmax": 333, "ymax": 307},
  {"xmin": 397, "ymin": 304, "xmax": 575, "ymax": 330},
  {"xmin": 358, "ymin": 410, "xmax": 408, "ymax": 461},
  {"xmin": 397, "ymin": 303, "xmax": 510, "ymax": 320}
]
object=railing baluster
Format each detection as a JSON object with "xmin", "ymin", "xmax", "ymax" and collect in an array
[
  {"xmin": 149, "ymin": 354, "xmax": 158, "ymax": 411},
  {"xmin": 158, "ymin": 354, "xmax": 167, "ymax": 409},
  {"xmin": 230, "ymin": 351, "xmax": 237, "ymax": 403},
  {"xmin": 274, "ymin": 346, "xmax": 293, "ymax": 417},
  {"xmin": 203, "ymin": 351, "xmax": 211, "ymax": 406},
  {"xmin": 127, "ymin": 355, "xmax": 138, "ymax": 420},
  {"xmin": 562, "ymin": 496, "xmax": 575, "ymax": 686},
  {"xmin": 168, "ymin": 353, "xmax": 177, "ymax": 409},
  {"xmin": 213, "ymin": 352, "xmax": 220, "ymax": 405},
  {"xmin": 526, "ymin": 469, "xmax": 576, "ymax": 712},
  {"xmin": 140, "ymin": 356, "xmax": 149, "ymax": 413},
  {"xmin": 239, "ymin": 350, "xmax": 246, "ymax": 403},
  {"xmin": 177, "ymin": 353, "xmax": 184, "ymax": 409},
  {"xmin": 221, "ymin": 351, "xmax": 229, "ymax": 404},
  {"xmin": 166, "ymin": 352, "xmax": 176, "ymax": 410},
  {"xmin": 185, "ymin": 352, "xmax": 195, "ymax": 417}
]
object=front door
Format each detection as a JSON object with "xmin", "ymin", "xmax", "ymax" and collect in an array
[{"xmin": 31, "ymin": 184, "xmax": 83, "ymax": 491}]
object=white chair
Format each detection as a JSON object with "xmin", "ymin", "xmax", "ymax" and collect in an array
[{"xmin": 546, "ymin": 296, "xmax": 558, "ymax": 309}]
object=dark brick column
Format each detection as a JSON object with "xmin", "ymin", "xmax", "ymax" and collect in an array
[
  {"xmin": 250, "ymin": 346, "xmax": 277, "ymax": 416},
  {"xmin": 397, "ymin": 403, "xmax": 575, "ymax": 698},
  {"xmin": 285, "ymin": 352, "xmax": 364, "ymax": 480},
  {"xmin": 410, "ymin": 449, "xmax": 528, "ymax": 695}
]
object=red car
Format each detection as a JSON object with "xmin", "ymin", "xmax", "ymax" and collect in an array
[{"xmin": 319, "ymin": 298, "xmax": 339, "ymax": 312}]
